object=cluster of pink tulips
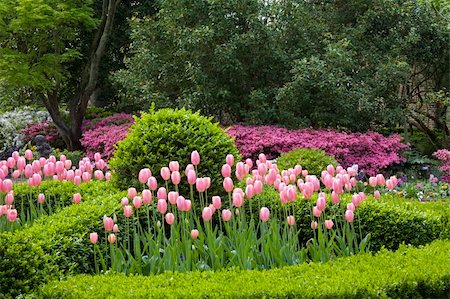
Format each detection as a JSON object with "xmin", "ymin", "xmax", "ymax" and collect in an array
[
  {"xmin": 0, "ymin": 150, "xmax": 111, "ymax": 231},
  {"xmin": 90, "ymin": 150, "xmax": 399, "ymax": 274}
]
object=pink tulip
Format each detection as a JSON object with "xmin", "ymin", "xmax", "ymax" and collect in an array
[
  {"xmin": 103, "ymin": 216, "xmax": 114, "ymax": 231},
  {"xmin": 325, "ymin": 219, "xmax": 334, "ymax": 229},
  {"xmin": 113, "ymin": 224, "xmax": 119, "ymax": 233},
  {"xmin": 94, "ymin": 153, "xmax": 101, "ymax": 162},
  {"xmin": 121, "ymin": 197, "xmax": 129, "ymax": 206},
  {"xmin": 351, "ymin": 193, "xmax": 361, "ymax": 207},
  {"xmin": 204, "ymin": 177, "xmax": 211, "ymax": 190},
  {"xmin": 38, "ymin": 193, "xmax": 45, "ymax": 204},
  {"xmin": 64, "ymin": 160, "xmax": 72, "ymax": 170},
  {"xmin": 105, "ymin": 172, "xmax": 112, "ymax": 181},
  {"xmin": 6, "ymin": 157, "xmax": 15, "ymax": 168},
  {"xmin": 196, "ymin": 178, "xmax": 206, "ymax": 192},
  {"xmin": 11, "ymin": 170, "xmax": 20, "ymax": 179},
  {"xmin": 12, "ymin": 151, "xmax": 19, "ymax": 160},
  {"xmin": 311, "ymin": 221, "xmax": 318, "ymax": 230},
  {"xmin": 147, "ymin": 176, "xmax": 158, "ymax": 191},
  {"xmin": 171, "ymin": 171, "xmax": 181, "ymax": 185},
  {"xmin": 157, "ymin": 187, "xmax": 167, "ymax": 200},
  {"xmin": 225, "ymin": 154, "xmax": 235, "ymax": 166},
  {"xmin": 157, "ymin": 199, "xmax": 167, "ymax": 214},
  {"xmin": 185, "ymin": 164, "xmax": 194, "ymax": 176},
  {"xmin": 358, "ymin": 192, "xmax": 367, "ymax": 201},
  {"xmin": 376, "ymin": 174, "xmax": 385, "ymax": 186},
  {"xmin": 191, "ymin": 151, "xmax": 200, "ymax": 166},
  {"xmin": 245, "ymin": 184, "xmax": 254, "ymax": 199},
  {"xmin": 260, "ymin": 207, "xmax": 270, "ymax": 222},
  {"xmin": 202, "ymin": 207, "xmax": 213, "ymax": 221},
  {"xmin": 6, "ymin": 209, "xmax": 17, "ymax": 222},
  {"xmin": 223, "ymin": 177, "xmax": 234, "ymax": 192},
  {"xmin": 25, "ymin": 150, "xmax": 33, "ymax": 160},
  {"xmin": 287, "ymin": 215, "xmax": 295, "ymax": 226},
  {"xmin": 374, "ymin": 190, "xmax": 381, "ymax": 199},
  {"xmin": 232, "ymin": 189, "xmax": 244, "ymax": 208},
  {"xmin": 369, "ymin": 177, "xmax": 377, "ymax": 187},
  {"xmin": 73, "ymin": 193, "xmax": 81, "ymax": 204},
  {"xmin": 142, "ymin": 189, "xmax": 152, "ymax": 204},
  {"xmin": 326, "ymin": 165, "xmax": 335, "ymax": 176},
  {"xmin": 133, "ymin": 196, "xmax": 142, "ymax": 209},
  {"xmin": 221, "ymin": 164, "xmax": 231, "ymax": 178},
  {"xmin": 316, "ymin": 197, "xmax": 326, "ymax": 211},
  {"xmin": 253, "ymin": 180, "xmax": 263, "ymax": 194},
  {"xmin": 313, "ymin": 206, "xmax": 321, "ymax": 218},
  {"xmin": 4, "ymin": 191, "xmax": 13, "ymax": 204},
  {"xmin": 166, "ymin": 160, "xmax": 178, "ymax": 172},
  {"xmin": 345, "ymin": 210, "xmax": 354, "ymax": 222},
  {"xmin": 347, "ymin": 202, "xmax": 355, "ymax": 212},
  {"xmin": 138, "ymin": 168, "xmax": 151, "ymax": 184},
  {"xmin": 210, "ymin": 196, "xmax": 221, "ymax": 210},
  {"xmin": 90, "ymin": 232, "xmax": 98, "ymax": 244},
  {"xmin": 222, "ymin": 209, "xmax": 232, "ymax": 221},
  {"xmin": 191, "ymin": 229, "xmax": 199, "ymax": 239},
  {"xmin": 386, "ymin": 179, "xmax": 394, "ymax": 190},
  {"xmin": 184, "ymin": 199, "xmax": 192, "ymax": 212},
  {"xmin": 24, "ymin": 164, "xmax": 33, "ymax": 178},
  {"xmin": 168, "ymin": 191, "xmax": 179, "ymax": 205},
  {"xmin": 160, "ymin": 167, "xmax": 170, "ymax": 181},
  {"xmin": 56, "ymin": 161, "xmax": 64, "ymax": 174},
  {"xmin": 187, "ymin": 170, "xmax": 197, "ymax": 185},
  {"xmin": 82, "ymin": 172, "xmax": 92, "ymax": 182},
  {"xmin": 107, "ymin": 234, "xmax": 116, "ymax": 244},
  {"xmin": 165, "ymin": 213, "xmax": 175, "ymax": 225},
  {"xmin": 74, "ymin": 176, "xmax": 82, "ymax": 185},
  {"xmin": 176, "ymin": 196, "xmax": 186, "ymax": 211},
  {"xmin": 331, "ymin": 191, "xmax": 340, "ymax": 204},
  {"xmin": 94, "ymin": 170, "xmax": 104, "ymax": 180},
  {"xmin": 124, "ymin": 205, "xmax": 133, "ymax": 218},
  {"xmin": 258, "ymin": 153, "xmax": 267, "ymax": 163},
  {"xmin": 127, "ymin": 187, "xmax": 137, "ymax": 199}
]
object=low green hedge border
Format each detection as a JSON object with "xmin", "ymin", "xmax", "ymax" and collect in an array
[
  {"xmin": 34, "ymin": 240, "xmax": 450, "ymax": 298},
  {"xmin": 0, "ymin": 182, "xmax": 124, "ymax": 298}
]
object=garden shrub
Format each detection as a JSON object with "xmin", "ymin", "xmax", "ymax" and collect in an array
[
  {"xmin": 276, "ymin": 148, "xmax": 338, "ymax": 176},
  {"xmin": 109, "ymin": 108, "xmax": 241, "ymax": 196},
  {"xmin": 434, "ymin": 149, "xmax": 450, "ymax": 183},
  {"xmin": 228, "ymin": 125, "xmax": 409, "ymax": 175},
  {"xmin": 10, "ymin": 180, "xmax": 112, "ymax": 222},
  {"xmin": 81, "ymin": 113, "xmax": 134, "ymax": 160},
  {"xmin": 50, "ymin": 149, "xmax": 84, "ymax": 167},
  {"xmin": 247, "ymin": 187, "xmax": 449, "ymax": 250},
  {"xmin": 0, "ymin": 182, "xmax": 123, "ymax": 298},
  {"xmin": 35, "ymin": 240, "xmax": 450, "ymax": 298},
  {"xmin": 0, "ymin": 107, "xmax": 50, "ymax": 155},
  {"xmin": 21, "ymin": 121, "xmax": 66, "ymax": 149}
]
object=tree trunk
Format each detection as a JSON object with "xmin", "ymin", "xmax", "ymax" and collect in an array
[{"xmin": 42, "ymin": 0, "xmax": 121, "ymax": 151}]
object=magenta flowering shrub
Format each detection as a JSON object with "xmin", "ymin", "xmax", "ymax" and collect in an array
[
  {"xmin": 433, "ymin": 149, "xmax": 450, "ymax": 183},
  {"xmin": 21, "ymin": 121, "xmax": 65, "ymax": 148},
  {"xmin": 227, "ymin": 125, "xmax": 409, "ymax": 175},
  {"xmin": 81, "ymin": 114, "xmax": 134, "ymax": 160}
]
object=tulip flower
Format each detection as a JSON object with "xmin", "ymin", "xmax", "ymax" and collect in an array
[
  {"xmin": 325, "ymin": 219, "xmax": 334, "ymax": 229},
  {"xmin": 260, "ymin": 207, "xmax": 270, "ymax": 222},
  {"xmin": 191, "ymin": 229, "xmax": 199, "ymax": 239},
  {"xmin": 90, "ymin": 232, "xmax": 98, "ymax": 244},
  {"xmin": 165, "ymin": 213, "xmax": 175, "ymax": 225},
  {"xmin": 191, "ymin": 151, "xmax": 200, "ymax": 166}
]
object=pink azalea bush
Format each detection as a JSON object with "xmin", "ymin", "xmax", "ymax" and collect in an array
[
  {"xmin": 81, "ymin": 114, "xmax": 134, "ymax": 160},
  {"xmin": 227, "ymin": 125, "xmax": 409, "ymax": 176},
  {"xmin": 433, "ymin": 149, "xmax": 450, "ymax": 183},
  {"xmin": 21, "ymin": 121, "xmax": 65, "ymax": 148}
]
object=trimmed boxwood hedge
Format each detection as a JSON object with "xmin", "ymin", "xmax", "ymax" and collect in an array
[
  {"xmin": 0, "ymin": 181, "xmax": 124, "ymax": 298},
  {"xmin": 35, "ymin": 240, "xmax": 450, "ymax": 298},
  {"xmin": 248, "ymin": 186, "xmax": 450, "ymax": 251}
]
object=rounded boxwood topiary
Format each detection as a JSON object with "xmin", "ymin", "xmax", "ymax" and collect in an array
[
  {"xmin": 109, "ymin": 108, "xmax": 241, "ymax": 196},
  {"xmin": 276, "ymin": 148, "xmax": 338, "ymax": 175}
]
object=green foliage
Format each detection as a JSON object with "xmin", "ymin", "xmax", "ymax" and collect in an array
[
  {"xmin": 247, "ymin": 188, "xmax": 449, "ymax": 251},
  {"xmin": 0, "ymin": 0, "xmax": 97, "ymax": 92},
  {"xmin": 276, "ymin": 148, "xmax": 338, "ymax": 176},
  {"xmin": 109, "ymin": 108, "xmax": 241, "ymax": 196},
  {"xmin": 35, "ymin": 240, "xmax": 450, "ymax": 298},
  {"xmin": 0, "ymin": 181, "xmax": 122, "ymax": 298},
  {"xmin": 51, "ymin": 149, "xmax": 84, "ymax": 166}
]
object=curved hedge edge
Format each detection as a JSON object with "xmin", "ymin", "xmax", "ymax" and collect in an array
[
  {"xmin": 34, "ymin": 240, "xmax": 450, "ymax": 299},
  {"xmin": 0, "ymin": 186, "xmax": 124, "ymax": 298}
]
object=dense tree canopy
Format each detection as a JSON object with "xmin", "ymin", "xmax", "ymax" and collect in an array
[{"xmin": 115, "ymin": 0, "xmax": 449, "ymax": 147}]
